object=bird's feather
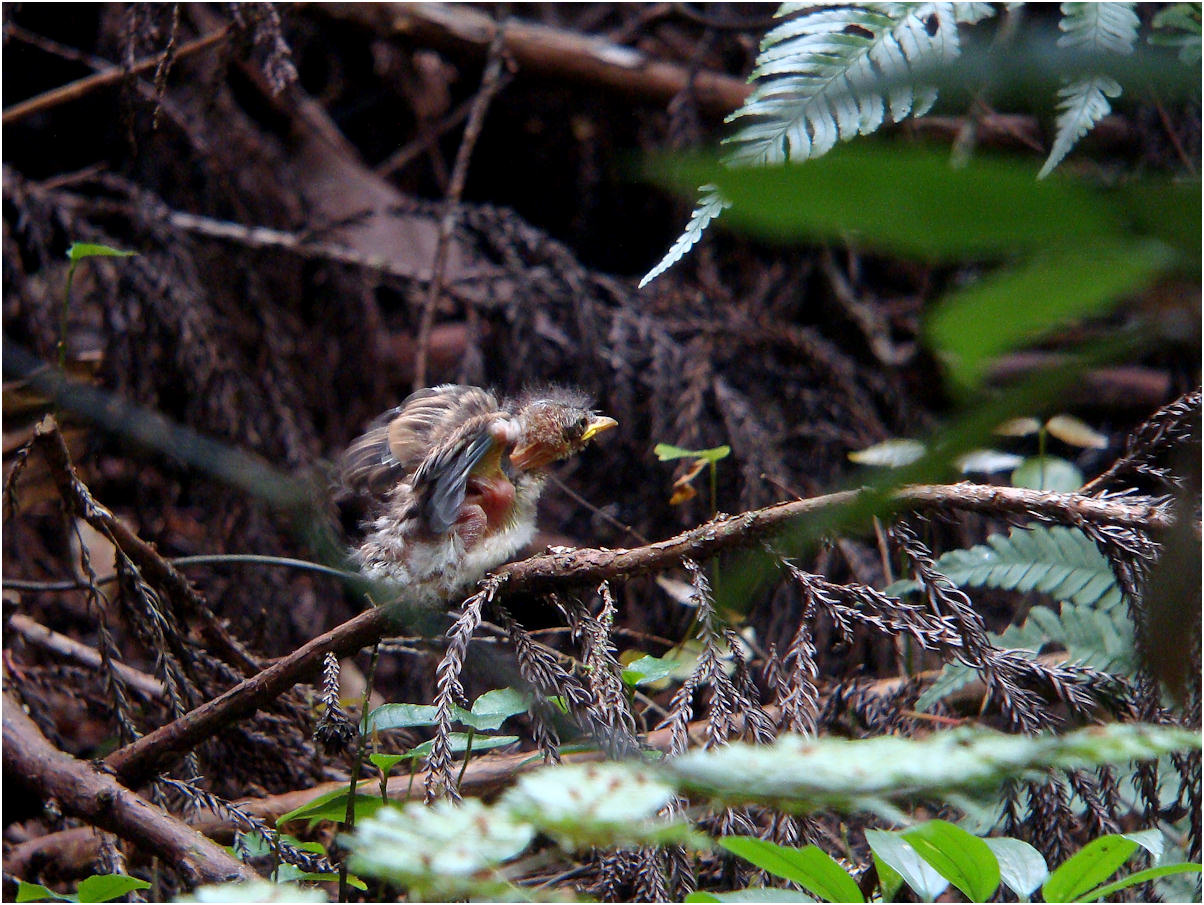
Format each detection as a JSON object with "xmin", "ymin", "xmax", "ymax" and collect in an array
[
  {"xmin": 337, "ymin": 385, "xmax": 501, "ymax": 500},
  {"xmin": 410, "ymin": 413, "xmax": 505, "ymax": 533}
]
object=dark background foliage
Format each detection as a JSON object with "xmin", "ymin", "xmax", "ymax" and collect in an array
[{"xmin": 2, "ymin": 3, "xmax": 1199, "ymax": 899}]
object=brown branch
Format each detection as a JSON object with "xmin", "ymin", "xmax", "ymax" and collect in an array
[
  {"xmin": 413, "ymin": 14, "xmax": 508, "ymax": 390},
  {"xmin": 325, "ymin": 2, "xmax": 750, "ymax": 117},
  {"xmin": 2, "ymin": 693, "xmax": 256, "ymax": 886},
  {"xmin": 96, "ymin": 479, "xmax": 1170, "ymax": 791},
  {"xmin": 11, "ymin": 647, "xmax": 1085, "ymax": 878},
  {"xmin": 7, "ymin": 613, "xmax": 165, "ymax": 701},
  {"xmin": 2, "ymin": 27, "xmax": 229, "ymax": 125},
  {"xmin": 102, "ymin": 606, "xmax": 391, "ymax": 789},
  {"xmin": 323, "ymin": 3, "xmax": 1139, "ymax": 156},
  {"xmin": 31, "ymin": 416, "xmax": 262, "ymax": 676},
  {"xmin": 987, "ymin": 352, "xmax": 1174, "ymax": 414}
]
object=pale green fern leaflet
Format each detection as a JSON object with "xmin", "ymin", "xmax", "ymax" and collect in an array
[
  {"xmin": 1038, "ymin": 2, "xmax": 1140, "ymax": 178},
  {"xmin": 640, "ymin": 2, "xmax": 996, "ymax": 288}
]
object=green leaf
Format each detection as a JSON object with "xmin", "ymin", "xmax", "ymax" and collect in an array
[
  {"xmin": 848, "ymin": 439, "xmax": 926, "ymax": 467},
  {"xmin": 895, "ymin": 524, "xmax": 1123, "ymax": 611},
  {"xmin": 928, "ymin": 239, "xmax": 1175, "ymax": 390},
  {"xmin": 1073, "ymin": 861, "xmax": 1203, "ymax": 902},
  {"xmin": 1043, "ymin": 834, "xmax": 1139, "ymax": 903},
  {"xmin": 232, "ymin": 830, "xmax": 271, "ymax": 859},
  {"xmin": 622, "ymin": 654, "xmax": 688, "ymax": 687},
  {"xmin": 718, "ymin": 838, "xmax": 864, "ymax": 903},
  {"xmin": 366, "ymin": 702, "xmax": 440, "ymax": 731},
  {"xmin": 73, "ymin": 875, "xmax": 151, "ymax": 903},
  {"xmin": 348, "ymin": 798, "xmax": 534, "ymax": 899},
  {"xmin": 503, "ymin": 762, "xmax": 689, "ymax": 849},
  {"xmin": 462, "ymin": 687, "xmax": 529, "ymax": 731},
  {"xmin": 956, "ymin": 449, "xmax": 1025, "ymax": 474},
  {"xmin": 655, "ymin": 443, "xmax": 731, "ymax": 463},
  {"xmin": 870, "ymin": 843, "xmax": 905, "ymax": 901},
  {"xmin": 15, "ymin": 881, "xmax": 71, "ymax": 902},
  {"xmin": 66, "ymin": 242, "xmax": 136, "ymax": 262},
  {"xmin": 1114, "ymin": 177, "xmax": 1202, "ymax": 261},
  {"xmin": 687, "ymin": 889, "xmax": 816, "ymax": 902},
  {"xmin": 665, "ymin": 724, "xmax": 1199, "ymax": 812},
  {"xmin": 1150, "ymin": 4, "xmax": 1203, "ymax": 65},
  {"xmin": 276, "ymin": 786, "xmax": 383, "ymax": 828},
  {"xmin": 1011, "ymin": 455, "xmax": 1084, "ymax": 491},
  {"xmin": 402, "ymin": 733, "xmax": 518, "ymax": 760},
  {"xmin": 368, "ymin": 689, "xmax": 527, "ymax": 733},
  {"xmin": 995, "ymin": 417, "xmax": 1044, "ymax": 437},
  {"xmin": 1122, "ymin": 828, "xmax": 1166, "ymax": 862},
  {"xmin": 650, "ymin": 150, "xmax": 1128, "ymax": 261},
  {"xmin": 275, "ymin": 865, "xmax": 366, "ymax": 890},
  {"xmin": 901, "ymin": 820, "xmax": 999, "ymax": 902},
  {"xmin": 865, "ymin": 830, "xmax": 950, "ymax": 901},
  {"xmin": 983, "ymin": 836, "xmax": 1050, "ymax": 898},
  {"xmin": 368, "ymin": 752, "xmax": 406, "ymax": 774}
]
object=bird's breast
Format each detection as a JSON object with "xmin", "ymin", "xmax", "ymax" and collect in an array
[{"xmin": 465, "ymin": 474, "xmax": 517, "ymax": 531}]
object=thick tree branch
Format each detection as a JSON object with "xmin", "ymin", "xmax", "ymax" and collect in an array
[
  {"xmin": 2, "ymin": 694, "xmax": 256, "ymax": 886},
  {"xmin": 325, "ymin": 2, "xmax": 749, "ymax": 117},
  {"xmin": 97, "ymin": 478, "xmax": 1170, "ymax": 790},
  {"xmin": 12, "ymin": 646, "xmax": 1083, "ymax": 878}
]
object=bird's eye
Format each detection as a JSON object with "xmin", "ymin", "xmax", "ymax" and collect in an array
[{"xmin": 575, "ymin": 415, "xmax": 590, "ymax": 434}]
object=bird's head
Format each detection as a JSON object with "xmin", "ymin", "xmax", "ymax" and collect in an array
[{"xmin": 509, "ymin": 389, "xmax": 618, "ymax": 472}]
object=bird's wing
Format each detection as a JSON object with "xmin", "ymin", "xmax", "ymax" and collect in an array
[
  {"xmin": 338, "ymin": 385, "xmax": 501, "ymax": 499},
  {"xmin": 411, "ymin": 413, "xmax": 512, "ymax": 533}
]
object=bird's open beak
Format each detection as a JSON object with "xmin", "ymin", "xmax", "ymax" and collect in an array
[{"xmin": 582, "ymin": 415, "xmax": 618, "ymax": 442}]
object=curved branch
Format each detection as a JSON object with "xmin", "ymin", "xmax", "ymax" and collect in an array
[
  {"xmin": 98, "ymin": 479, "xmax": 1170, "ymax": 790},
  {"xmin": 2, "ymin": 694, "xmax": 256, "ymax": 886}
]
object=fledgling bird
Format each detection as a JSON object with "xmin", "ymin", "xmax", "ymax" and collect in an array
[{"xmin": 337, "ymin": 384, "xmax": 616, "ymax": 606}]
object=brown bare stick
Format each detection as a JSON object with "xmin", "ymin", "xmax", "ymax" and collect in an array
[
  {"xmin": 2, "ymin": 693, "xmax": 256, "ymax": 885},
  {"xmin": 325, "ymin": 2, "xmax": 750, "ymax": 117},
  {"xmin": 103, "ymin": 606, "xmax": 391, "ymax": 790},
  {"xmin": 7, "ymin": 613, "xmax": 165, "ymax": 701},
  {"xmin": 413, "ymin": 16, "xmax": 509, "ymax": 390},
  {"xmin": 97, "ymin": 479, "xmax": 1171, "ymax": 790},
  {"xmin": 31, "ymin": 416, "xmax": 262, "ymax": 676},
  {"xmin": 2, "ymin": 28, "xmax": 229, "ymax": 125}
]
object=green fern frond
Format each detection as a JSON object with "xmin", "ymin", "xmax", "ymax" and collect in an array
[
  {"xmin": 1038, "ymin": 2, "xmax": 1140, "ymax": 178},
  {"xmin": 889, "ymin": 524, "xmax": 1124, "ymax": 610},
  {"xmin": 904, "ymin": 524, "xmax": 1134, "ymax": 712},
  {"xmin": 637, "ymin": 186, "xmax": 729, "ymax": 289},
  {"xmin": 915, "ymin": 599, "xmax": 1136, "ymax": 711},
  {"xmin": 640, "ymin": 1, "xmax": 996, "ymax": 287},
  {"xmin": 727, "ymin": 2, "xmax": 980, "ymax": 167}
]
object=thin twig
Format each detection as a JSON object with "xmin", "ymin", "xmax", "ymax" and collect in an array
[
  {"xmin": 339, "ymin": 642, "xmax": 381, "ymax": 903},
  {"xmin": 546, "ymin": 472, "xmax": 651, "ymax": 544},
  {"xmin": 8, "ymin": 613, "xmax": 166, "ymax": 700},
  {"xmin": 1148, "ymin": 91, "xmax": 1198, "ymax": 177},
  {"xmin": 4, "ymin": 553, "xmax": 362, "ymax": 593},
  {"xmin": 2, "ymin": 27, "xmax": 230, "ymax": 125},
  {"xmin": 413, "ymin": 16, "xmax": 509, "ymax": 390},
  {"xmin": 29, "ymin": 416, "xmax": 264, "ymax": 676}
]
